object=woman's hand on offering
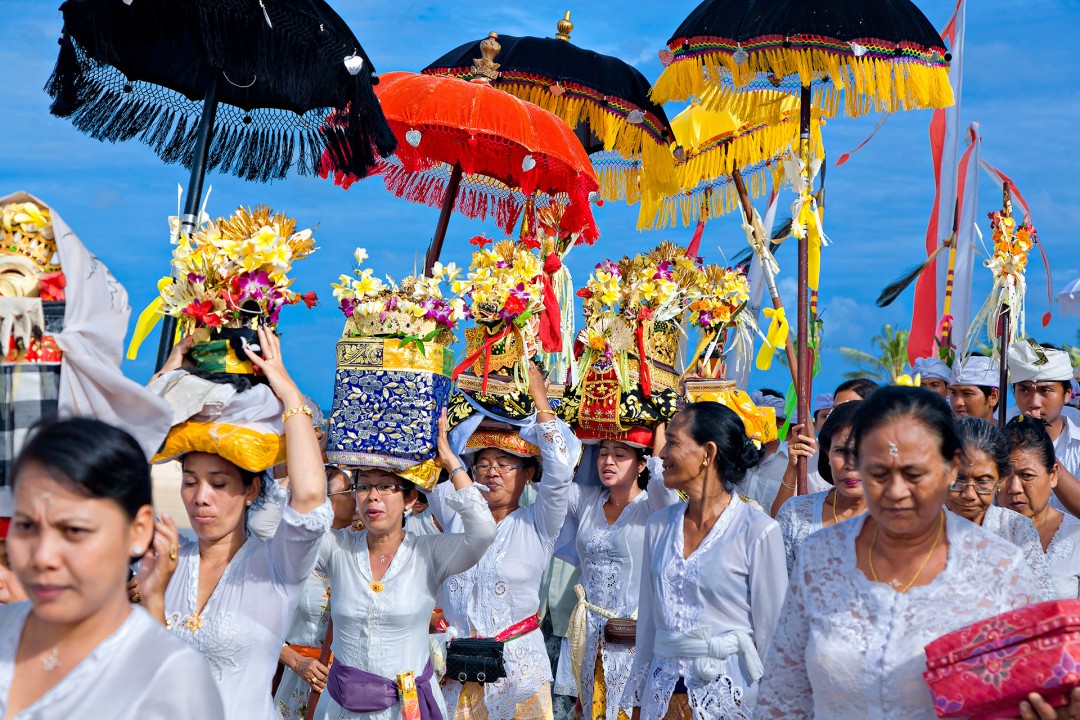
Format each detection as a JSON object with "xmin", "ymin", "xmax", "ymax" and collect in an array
[{"xmin": 244, "ymin": 326, "xmax": 304, "ymax": 408}]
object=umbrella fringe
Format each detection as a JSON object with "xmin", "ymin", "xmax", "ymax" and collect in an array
[
  {"xmin": 652, "ymin": 44, "xmax": 952, "ymax": 118},
  {"xmin": 637, "ymin": 161, "xmax": 779, "ymax": 230}
]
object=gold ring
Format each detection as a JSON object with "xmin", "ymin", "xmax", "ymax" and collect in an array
[{"xmin": 169, "ymin": 546, "xmax": 178, "ymax": 561}]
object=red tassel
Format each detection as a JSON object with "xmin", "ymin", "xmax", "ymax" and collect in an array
[
  {"xmin": 687, "ymin": 219, "xmax": 705, "ymax": 259},
  {"xmin": 537, "ymin": 272, "xmax": 563, "ymax": 353},
  {"xmin": 636, "ymin": 322, "xmax": 652, "ymax": 398},
  {"xmin": 452, "ymin": 324, "xmax": 516, "ymax": 393}
]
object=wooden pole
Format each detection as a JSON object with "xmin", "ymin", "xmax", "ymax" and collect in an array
[
  {"xmin": 730, "ymin": 168, "xmax": 799, "ymax": 385},
  {"xmin": 795, "ymin": 84, "xmax": 813, "ymax": 495},
  {"xmin": 424, "ymin": 163, "xmax": 464, "ymax": 276},
  {"xmin": 997, "ymin": 182, "xmax": 1013, "ymax": 427},
  {"xmin": 303, "ymin": 620, "xmax": 334, "ymax": 720}
]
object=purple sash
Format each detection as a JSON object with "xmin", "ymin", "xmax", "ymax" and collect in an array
[{"xmin": 326, "ymin": 659, "xmax": 442, "ymax": 720}]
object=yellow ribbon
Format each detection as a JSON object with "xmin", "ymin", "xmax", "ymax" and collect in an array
[
  {"xmin": 798, "ymin": 199, "xmax": 825, "ymax": 292},
  {"xmin": 126, "ymin": 277, "xmax": 174, "ymax": 360},
  {"xmin": 756, "ymin": 307, "xmax": 788, "ymax": 371}
]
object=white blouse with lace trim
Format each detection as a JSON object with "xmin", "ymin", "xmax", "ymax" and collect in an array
[
  {"xmin": 1046, "ymin": 510, "xmax": 1080, "ymax": 598},
  {"xmin": 623, "ymin": 496, "xmax": 787, "ymax": 720},
  {"xmin": 756, "ymin": 511, "xmax": 1040, "ymax": 720},
  {"xmin": 165, "ymin": 499, "xmax": 333, "ymax": 719},
  {"xmin": 553, "ymin": 456, "xmax": 681, "ymax": 718},
  {"xmin": 974, "ymin": 505, "xmax": 1055, "ymax": 601}
]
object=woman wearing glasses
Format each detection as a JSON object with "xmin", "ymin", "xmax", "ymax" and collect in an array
[
  {"xmin": 314, "ymin": 412, "xmax": 496, "ymax": 720},
  {"xmin": 774, "ymin": 401, "xmax": 866, "ymax": 575},
  {"xmin": 946, "ymin": 418, "xmax": 1053, "ymax": 600},
  {"xmin": 274, "ymin": 464, "xmax": 356, "ymax": 718},
  {"xmin": 438, "ymin": 363, "xmax": 581, "ymax": 720},
  {"xmin": 1001, "ymin": 417, "xmax": 1080, "ymax": 598}
]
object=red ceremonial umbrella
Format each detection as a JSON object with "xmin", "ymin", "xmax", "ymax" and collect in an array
[{"xmin": 321, "ymin": 38, "xmax": 601, "ymax": 274}]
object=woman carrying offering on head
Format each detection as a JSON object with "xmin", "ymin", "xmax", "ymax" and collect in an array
[
  {"xmin": 624, "ymin": 402, "xmax": 787, "ymax": 720},
  {"xmin": 0, "ymin": 419, "xmax": 224, "ymax": 719},
  {"xmin": 436, "ymin": 362, "xmax": 581, "ymax": 720},
  {"xmin": 313, "ymin": 411, "xmax": 495, "ymax": 720},
  {"xmin": 138, "ymin": 328, "xmax": 332, "ymax": 719}
]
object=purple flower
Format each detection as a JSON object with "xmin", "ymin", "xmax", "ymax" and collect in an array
[
  {"xmin": 653, "ymin": 261, "xmax": 673, "ymax": 280},
  {"xmin": 422, "ymin": 297, "xmax": 452, "ymax": 325},
  {"xmin": 597, "ymin": 259, "xmax": 621, "ymax": 276},
  {"xmin": 186, "ymin": 272, "xmax": 206, "ymax": 284},
  {"xmin": 234, "ymin": 271, "xmax": 271, "ymax": 302},
  {"xmin": 340, "ymin": 298, "xmax": 356, "ymax": 318},
  {"xmin": 697, "ymin": 310, "xmax": 714, "ymax": 327}
]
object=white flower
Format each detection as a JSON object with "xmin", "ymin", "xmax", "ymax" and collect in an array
[{"xmin": 353, "ymin": 247, "xmax": 369, "ymax": 266}]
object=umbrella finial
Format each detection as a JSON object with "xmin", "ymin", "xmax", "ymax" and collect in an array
[
  {"xmin": 471, "ymin": 32, "xmax": 502, "ymax": 82},
  {"xmin": 556, "ymin": 11, "xmax": 573, "ymax": 41}
]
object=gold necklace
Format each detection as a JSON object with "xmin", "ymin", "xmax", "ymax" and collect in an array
[
  {"xmin": 869, "ymin": 511, "xmax": 945, "ymax": 593},
  {"xmin": 831, "ymin": 490, "xmax": 839, "ymax": 525}
]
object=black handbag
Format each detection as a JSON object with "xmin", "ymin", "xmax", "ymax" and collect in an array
[{"xmin": 445, "ymin": 638, "xmax": 506, "ymax": 684}]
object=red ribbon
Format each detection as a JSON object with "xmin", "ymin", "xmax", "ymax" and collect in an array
[
  {"xmin": 452, "ymin": 324, "xmax": 516, "ymax": 394},
  {"xmin": 686, "ymin": 219, "xmax": 705, "ymax": 260},
  {"xmin": 493, "ymin": 615, "xmax": 540, "ymax": 643},
  {"xmin": 536, "ymin": 256, "xmax": 563, "ymax": 354},
  {"xmin": 636, "ymin": 322, "xmax": 652, "ymax": 399}
]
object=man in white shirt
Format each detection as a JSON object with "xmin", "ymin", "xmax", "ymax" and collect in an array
[
  {"xmin": 950, "ymin": 355, "xmax": 1000, "ymax": 423},
  {"xmin": 913, "ymin": 356, "xmax": 951, "ymax": 399},
  {"xmin": 1009, "ymin": 339, "xmax": 1080, "ymax": 515}
]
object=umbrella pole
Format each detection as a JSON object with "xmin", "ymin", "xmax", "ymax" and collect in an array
[
  {"xmin": 731, "ymin": 169, "xmax": 798, "ymax": 385},
  {"xmin": 424, "ymin": 163, "xmax": 464, "ymax": 276},
  {"xmin": 795, "ymin": 84, "xmax": 813, "ymax": 494},
  {"xmin": 155, "ymin": 72, "xmax": 221, "ymax": 370}
]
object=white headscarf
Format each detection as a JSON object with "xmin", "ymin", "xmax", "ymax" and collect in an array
[
  {"xmin": 912, "ymin": 357, "xmax": 951, "ymax": 383},
  {"xmin": 951, "ymin": 356, "xmax": 1000, "ymax": 388},
  {"xmin": 1008, "ymin": 339, "xmax": 1074, "ymax": 384}
]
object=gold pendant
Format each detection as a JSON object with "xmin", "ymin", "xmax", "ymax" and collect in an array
[{"xmin": 370, "ymin": 581, "xmax": 384, "ymax": 593}]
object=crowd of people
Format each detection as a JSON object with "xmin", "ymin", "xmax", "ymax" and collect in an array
[{"xmin": 3, "ymin": 336, "xmax": 1080, "ymax": 720}]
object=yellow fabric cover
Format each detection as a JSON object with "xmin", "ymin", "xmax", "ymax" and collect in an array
[
  {"xmin": 685, "ymin": 381, "xmax": 778, "ymax": 444},
  {"xmin": 153, "ymin": 421, "xmax": 286, "ymax": 473}
]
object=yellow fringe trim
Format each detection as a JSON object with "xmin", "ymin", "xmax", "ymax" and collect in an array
[
  {"xmin": 153, "ymin": 421, "xmax": 286, "ymax": 473},
  {"xmin": 503, "ymin": 85, "xmax": 678, "ymax": 198},
  {"xmin": 637, "ymin": 162, "xmax": 785, "ymax": 230},
  {"xmin": 652, "ymin": 50, "xmax": 953, "ymax": 118}
]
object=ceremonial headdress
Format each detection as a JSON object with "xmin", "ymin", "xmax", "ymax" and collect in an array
[
  {"xmin": 950, "ymin": 356, "xmax": 1000, "ymax": 388},
  {"xmin": 912, "ymin": 357, "xmax": 951, "ymax": 383},
  {"xmin": 1008, "ymin": 340, "xmax": 1074, "ymax": 384}
]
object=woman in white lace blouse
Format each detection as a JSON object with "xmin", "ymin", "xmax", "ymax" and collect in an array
[
  {"xmin": 775, "ymin": 401, "xmax": 866, "ymax": 574},
  {"xmin": 435, "ymin": 363, "xmax": 582, "ymax": 720},
  {"xmin": 757, "ymin": 386, "xmax": 1042, "ymax": 720},
  {"xmin": 315, "ymin": 412, "xmax": 496, "ymax": 720},
  {"xmin": 947, "ymin": 417, "xmax": 1054, "ymax": 600},
  {"xmin": 0, "ymin": 419, "xmax": 223, "ymax": 719},
  {"xmin": 139, "ymin": 328, "xmax": 332, "ymax": 719},
  {"xmin": 556, "ymin": 426, "xmax": 680, "ymax": 719},
  {"xmin": 1001, "ymin": 416, "xmax": 1080, "ymax": 598},
  {"xmin": 624, "ymin": 402, "xmax": 787, "ymax": 720}
]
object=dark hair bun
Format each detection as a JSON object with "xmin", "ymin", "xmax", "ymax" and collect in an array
[
  {"xmin": 682, "ymin": 401, "xmax": 760, "ymax": 488},
  {"xmin": 737, "ymin": 438, "xmax": 765, "ymax": 472}
]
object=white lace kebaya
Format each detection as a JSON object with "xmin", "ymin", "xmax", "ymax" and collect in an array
[
  {"xmin": 315, "ymin": 484, "xmax": 495, "ymax": 720},
  {"xmin": 165, "ymin": 498, "xmax": 333, "ymax": 719},
  {"xmin": 555, "ymin": 456, "xmax": 681, "ymax": 718},
  {"xmin": 756, "ymin": 511, "xmax": 1040, "ymax": 720},
  {"xmin": 623, "ymin": 495, "xmax": 787, "ymax": 720},
  {"xmin": 436, "ymin": 419, "xmax": 580, "ymax": 719},
  {"xmin": 967, "ymin": 504, "xmax": 1055, "ymax": 601},
  {"xmin": 775, "ymin": 490, "xmax": 831, "ymax": 575},
  {"xmin": 1045, "ymin": 510, "xmax": 1080, "ymax": 598}
]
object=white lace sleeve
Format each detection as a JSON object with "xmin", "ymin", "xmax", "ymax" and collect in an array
[
  {"xmin": 520, "ymin": 418, "xmax": 580, "ymax": 543},
  {"xmin": 755, "ymin": 551, "xmax": 813, "ymax": 719},
  {"xmin": 426, "ymin": 485, "xmax": 497, "ymax": 583},
  {"xmin": 748, "ymin": 523, "xmax": 788, "ymax": 660},
  {"xmin": 645, "ymin": 455, "xmax": 681, "ymax": 512},
  {"xmin": 269, "ymin": 499, "xmax": 333, "ymax": 588},
  {"xmin": 775, "ymin": 498, "xmax": 799, "ymax": 576}
]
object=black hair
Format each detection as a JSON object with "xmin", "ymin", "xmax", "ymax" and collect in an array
[
  {"xmin": 817, "ymin": 400, "xmax": 863, "ymax": 483},
  {"xmin": 13, "ymin": 418, "xmax": 152, "ymax": 520},
  {"xmin": 1003, "ymin": 415, "xmax": 1056, "ymax": 473},
  {"xmin": 681, "ymin": 402, "xmax": 764, "ymax": 488},
  {"xmin": 955, "ymin": 417, "xmax": 1011, "ymax": 479},
  {"xmin": 851, "ymin": 386, "xmax": 961, "ymax": 464},
  {"xmin": 757, "ymin": 388, "xmax": 784, "ymax": 399},
  {"xmin": 834, "ymin": 378, "xmax": 880, "ymax": 400}
]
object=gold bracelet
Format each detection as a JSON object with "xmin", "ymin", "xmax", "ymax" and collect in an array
[
  {"xmin": 282, "ymin": 405, "xmax": 314, "ymax": 423},
  {"xmin": 781, "ymin": 481, "xmax": 797, "ymax": 490}
]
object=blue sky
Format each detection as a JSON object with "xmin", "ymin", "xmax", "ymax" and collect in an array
[{"xmin": 2, "ymin": 0, "xmax": 1077, "ymax": 409}]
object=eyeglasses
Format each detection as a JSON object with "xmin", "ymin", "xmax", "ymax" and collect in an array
[
  {"xmin": 354, "ymin": 483, "xmax": 407, "ymax": 496},
  {"xmin": 327, "ymin": 486, "xmax": 355, "ymax": 497},
  {"xmin": 949, "ymin": 479, "xmax": 998, "ymax": 495},
  {"xmin": 472, "ymin": 462, "xmax": 525, "ymax": 475}
]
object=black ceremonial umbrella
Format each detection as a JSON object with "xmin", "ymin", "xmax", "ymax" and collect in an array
[
  {"xmin": 423, "ymin": 13, "xmax": 676, "ymax": 204},
  {"xmin": 45, "ymin": 0, "xmax": 396, "ymax": 367}
]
